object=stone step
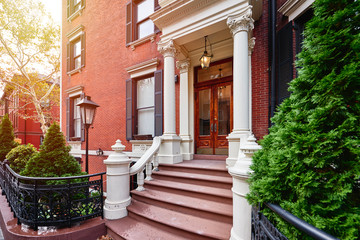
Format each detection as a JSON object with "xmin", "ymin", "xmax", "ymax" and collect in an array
[
  {"xmin": 193, "ymin": 154, "xmax": 227, "ymax": 161},
  {"xmin": 144, "ymin": 179, "xmax": 232, "ymax": 204},
  {"xmin": 131, "ymin": 188, "xmax": 232, "ymax": 224},
  {"xmin": 159, "ymin": 160, "xmax": 229, "ymax": 177},
  {"xmin": 152, "ymin": 170, "xmax": 232, "ymax": 189},
  {"xmin": 106, "ymin": 217, "xmax": 187, "ymax": 240},
  {"xmin": 128, "ymin": 199, "xmax": 231, "ymax": 240}
]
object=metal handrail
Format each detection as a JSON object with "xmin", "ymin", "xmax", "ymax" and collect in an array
[{"xmin": 264, "ymin": 203, "xmax": 339, "ymax": 240}]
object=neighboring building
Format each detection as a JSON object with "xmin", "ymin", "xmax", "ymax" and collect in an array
[
  {"xmin": 0, "ymin": 79, "xmax": 60, "ymax": 149},
  {"xmin": 61, "ymin": 0, "xmax": 314, "ymax": 239}
]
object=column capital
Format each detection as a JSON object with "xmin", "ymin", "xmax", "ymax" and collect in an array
[
  {"xmin": 158, "ymin": 39, "xmax": 177, "ymax": 58},
  {"xmin": 176, "ymin": 58, "xmax": 190, "ymax": 74},
  {"xmin": 248, "ymin": 37, "xmax": 256, "ymax": 55},
  {"xmin": 227, "ymin": 7, "xmax": 254, "ymax": 36}
]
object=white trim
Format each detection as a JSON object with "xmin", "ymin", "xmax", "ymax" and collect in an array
[
  {"xmin": 65, "ymin": 85, "xmax": 84, "ymax": 97},
  {"xmin": 66, "ymin": 25, "xmax": 85, "ymax": 42},
  {"xmin": 278, "ymin": 0, "xmax": 314, "ymax": 21},
  {"xmin": 127, "ymin": 33, "xmax": 157, "ymax": 50},
  {"xmin": 126, "ymin": 58, "xmax": 159, "ymax": 78}
]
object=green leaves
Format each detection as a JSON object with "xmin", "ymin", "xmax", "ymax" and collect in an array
[
  {"xmin": 248, "ymin": 0, "xmax": 360, "ymax": 239},
  {"xmin": 21, "ymin": 123, "xmax": 83, "ymax": 178}
]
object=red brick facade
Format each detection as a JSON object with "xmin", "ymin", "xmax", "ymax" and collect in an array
[{"xmin": 62, "ymin": 1, "xmax": 275, "ymax": 174}]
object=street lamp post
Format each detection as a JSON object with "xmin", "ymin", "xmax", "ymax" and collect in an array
[{"xmin": 77, "ymin": 96, "xmax": 99, "ymax": 173}]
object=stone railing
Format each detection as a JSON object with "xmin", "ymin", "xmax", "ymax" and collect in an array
[{"xmin": 103, "ymin": 137, "xmax": 162, "ymax": 220}]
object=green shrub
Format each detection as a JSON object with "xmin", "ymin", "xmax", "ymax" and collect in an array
[
  {"xmin": 21, "ymin": 123, "xmax": 83, "ymax": 177},
  {"xmin": 6, "ymin": 144, "xmax": 37, "ymax": 173},
  {"xmin": 0, "ymin": 114, "xmax": 18, "ymax": 161},
  {"xmin": 248, "ymin": 0, "xmax": 360, "ymax": 239}
]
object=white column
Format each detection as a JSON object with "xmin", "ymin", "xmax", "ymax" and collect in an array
[
  {"xmin": 157, "ymin": 39, "xmax": 182, "ymax": 164},
  {"xmin": 177, "ymin": 59, "xmax": 193, "ymax": 160},
  {"xmin": 226, "ymin": 7, "xmax": 262, "ymax": 240},
  {"xmin": 226, "ymin": 7, "xmax": 254, "ymax": 168},
  {"xmin": 103, "ymin": 140, "xmax": 132, "ymax": 219}
]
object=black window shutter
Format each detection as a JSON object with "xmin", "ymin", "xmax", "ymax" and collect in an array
[
  {"xmin": 66, "ymin": 97, "xmax": 70, "ymax": 141},
  {"xmin": 126, "ymin": 1, "xmax": 132, "ymax": 44},
  {"xmin": 126, "ymin": 79, "xmax": 133, "ymax": 140},
  {"xmin": 80, "ymin": 93, "xmax": 85, "ymax": 141},
  {"xmin": 277, "ymin": 22, "xmax": 293, "ymax": 104},
  {"xmin": 67, "ymin": 42, "xmax": 70, "ymax": 72},
  {"xmin": 154, "ymin": 70, "xmax": 163, "ymax": 137},
  {"xmin": 66, "ymin": 0, "xmax": 70, "ymax": 18},
  {"xmin": 81, "ymin": 33, "xmax": 85, "ymax": 68}
]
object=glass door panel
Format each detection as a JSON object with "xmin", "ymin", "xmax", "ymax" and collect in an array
[
  {"xmin": 217, "ymin": 85, "xmax": 231, "ymax": 136},
  {"xmin": 199, "ymin": 89, "xmax": 211, "ymax": 136}
]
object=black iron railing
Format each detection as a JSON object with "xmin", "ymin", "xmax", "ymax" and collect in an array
[
  {"xmin": 251, "ymin": 203, "xmax": 339, "ymax": 240},
  {"xmin": 0, "ymin": 161, "xmax": 105, "ymax": 230}
]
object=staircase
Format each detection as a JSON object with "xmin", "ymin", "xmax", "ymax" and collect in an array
[{"xmin": 106, "ymin": 155, "xmax": 233, "ymax": 240}]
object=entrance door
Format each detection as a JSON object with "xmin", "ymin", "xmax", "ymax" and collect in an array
[{"xmin": 195, "ymin": 83, "xmax": 232, "ymax": 155}]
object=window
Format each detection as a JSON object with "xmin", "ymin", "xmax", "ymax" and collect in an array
[
  {"xmin": 66, "ymin": 95, "xmax": 84, "ymax": 141},
  {"xmin": 66, "ymin": 26, "xmax": 85, "ymax": 74},
  {"xmin": 126, "ymin": 70, "xmax": 163, "ymax": 140},
  {"xmin": 66, "ymin": 0, "xmax": 85, "ymax": 20},
  {"xmin": 126, "ymin": 0, "xmax": 160, "ymax": 44}
]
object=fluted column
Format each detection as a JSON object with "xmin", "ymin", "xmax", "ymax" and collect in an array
[
  {"xmin": 157, "ymin": 39, "xmax": 182, "ymax": 164},
  {"xmin": 226, "ymin": 7, "xmax": 254, "ymax": 168},
  {"xmin": 177, "ymin": 59, "xmax": 193, "ymax": 160}
]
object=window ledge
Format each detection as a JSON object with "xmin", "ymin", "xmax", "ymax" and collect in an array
[
  {"xmin": 67, "ymin": 67, "xmax": 83, "ymax": 76},
  {"xmin": 127, "ymin": 33, "xmax": 157, "ymax": 50},
  {"xmin": 67, "ymin": 7, "xmax": 85, "ymax": 22}
]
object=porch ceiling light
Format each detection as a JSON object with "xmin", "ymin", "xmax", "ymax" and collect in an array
[{"xmin": 199, "ymin": 36, "xmax": 213, "ymax": 69}]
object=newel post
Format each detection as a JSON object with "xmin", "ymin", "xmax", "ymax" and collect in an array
[{"xmin": 103, "ymin": 139, "xmax": 132, "ymax": 219}]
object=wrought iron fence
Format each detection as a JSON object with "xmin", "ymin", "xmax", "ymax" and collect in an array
[
  {"xmin": 0, "ymin": 161, "xmax": 105, "ymax": 230},
  {"xmin": 251, "ymin": 203, "xmax": 339, "ymax": 240}
]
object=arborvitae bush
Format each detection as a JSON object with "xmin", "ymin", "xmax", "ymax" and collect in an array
[
  {"xmin": 0, "ymin": 114, "xmax": 18, "ymax": 161},
  {"xmin": 6, "ymin": 144, "xmax": 37, "ymax": 173},
  {"xmin": 248, "ymin": 0, "xmax": 360, "ymax": 239},
  {"xmin": 21, "ymin": 123, "xmax": 82, "ymax": 177}
]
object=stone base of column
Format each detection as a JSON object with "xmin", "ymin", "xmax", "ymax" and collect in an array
[
  {"xmin": 104, "ymin": 196, "xmax": 131, "ymax": 220},
  {"xmin": 226, "ymin": 130, "xmax": 250, "ymax": 168},
  {"xmin": 180, "ymin": 135, "xmax": 193, "ymax": 160},
  {"xmin": 229, "ymin": 163, "xmax": 252, "ymax": 240},
  {"xmin": 158, "ymin": 134, "xmax": 183, "ymax": 164}
]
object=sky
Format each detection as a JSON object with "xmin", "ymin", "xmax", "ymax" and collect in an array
[{"xmin": 40, "ymin": 0, "xmax": 62, "ymax": 24}]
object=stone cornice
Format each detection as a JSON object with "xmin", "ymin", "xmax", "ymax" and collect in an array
[
  {"xmin": 65, "ymin": 85, "xmax": 84, "ymax": 94},
  {"xmin": 125, "ymin": 58, "xmax": 159, "ymax": 74},
  {"xmin": 227, "ymin": 6, "xmax": 254, "ymax": 36},
  {"xmin": 150, "ymin": 0, "xmax": 218, "ymax": 30},
  {"xmin": 176, "ymin": 59, "xmax": 190, "ymax": 74},
  {"xmin": 278, "ymin": 0, "xmax": 314, "ymax": 20},
  {"xmin": 158, "ymin": 40, "xmax": 177, "ymax": 58}
]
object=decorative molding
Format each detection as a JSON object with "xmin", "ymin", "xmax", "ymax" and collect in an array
[
  {"xmin": 127, "ymin": 33, "xmax": 157, "ymax": 50},
  {"xmin": 158, "ymin": 40, "xmax": 177, "ymax": 58},
  {"xmin": 249, "ymin": 37, "xmax": 256, "ymax": 55},
  {"xmin": 126, "ymin": 58, "xmax": 159, "ymax": 78},
  {"xmin": 227, "ymin": 6, "xmax": 254, "ymax": 36},
  {"xmin": 65, "ymin": 85, "xmax": 84, "ymax": 97},
  {"xmin": 67, "ymin": 5, "xmax": 85, "ymax": 23},
  {"xmin": 66, "ymin": 25, "xmax": 85, "ymax": 41},
  {"xmin": 151, "ymin": 0, "xmax": 219, "ymax": 30},
  {"xmin": 278, "ymin": 0, "xmax": 314, "ymax": 21},
  {"xmin": 176, "ymin": 59, "xmax": 190, "ymax": 74}
]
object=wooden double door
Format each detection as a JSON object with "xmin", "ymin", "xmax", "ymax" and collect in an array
[{"xmin": 195, "ymin": 81, "xmax": 232, "ymax": 155}]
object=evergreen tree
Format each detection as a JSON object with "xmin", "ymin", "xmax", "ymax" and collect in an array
[
  {"xmin": 0, "ymin": 114, "xmax": 18, "ymax": 161},
  {"xmin": 248, "ymin": 0, "xmax": 360, "ymax": 239},
  {"xmin": 21, "ymin": 123, "xmax": 82, "ymax": 177}
]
